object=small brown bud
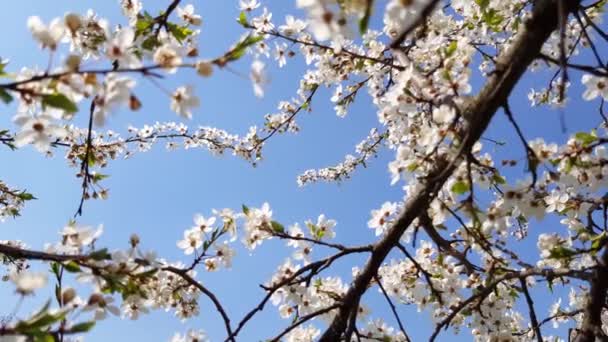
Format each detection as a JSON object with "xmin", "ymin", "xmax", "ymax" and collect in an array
[
  {"xmin": 62, "ymin": 288, "xmax": 76, "ymax": 304},
  {"xmin": 129, "ymin": 233, "xmax": 140, "ymax": 247},
  {"xmin": 129, "ymin": 94, "xmax": 142, "ymax": 111}
]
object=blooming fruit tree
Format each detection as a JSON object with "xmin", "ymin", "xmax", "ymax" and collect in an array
[{"xmin": 1, "ymin": 0, "xmax": 608, "ymax": 341}]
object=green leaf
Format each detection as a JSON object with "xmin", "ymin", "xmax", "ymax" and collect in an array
[
  {"xmin": 492, "ymin": 173, "xmax": 506, "ymax": 184},
  {"xmin": 88, "ymin": 248, "xmax": 111, "ymax": 261},
  {"xmin": 141, "ymin": 36, "xmax": 160, "ymax": 50},
  {"xmin": 548, "ymin": 246, "xmax": 576, "ymax": 260},
  {"xmin": 92, "ymin": 173, "xmax": 110, "ymax": 183},
  {"xmin": 69, "ymin": 321, "xmax": 96, "ymax": 333},
  {"xmin": 50, "ymin": 262, "xmax": 60, "ymax": 277},
  {"xmin": 242, "ymin": 204, "xmax": 250, "ymax": 215},
  {"xmin": 451, "ymin": 181, "xmax": 470, "ymax": 195},
  {"xmin": 591, "ymin": 232, "xmax": 606, "ymax": 254},
  {"xmin": 135, "ymin": 12, "xmax": 155, "ymax": 37},
  {"xmin": 474, "ymin": 0, "xmax": 490, "ymax": 9},
  {"xmin": 564, "ymin": 157, "xmax": 575, "ymax": 173},
  {"xmin": 271, "ymin": 221, "xmax": 285, "ymax": 233},
  {"xmin": 482, "ymin": 9, "xmax": 504, "ymax": 31},
  {"xmin": 0, "ymin": 88, "xmax": 13, "ymax": 104},
  {"xmin": 444, "ymin": 41, "xmax": 458, "ymax": 58},
  {"xmin": 575, "ymin": 131, "xmax": 598, "ymax": 146},
  {"xmin": 225, "ymin": 35, "xmax": 264, "ymax": 62},
  {"xmin": 237, "ymin": 12, "xmax": 248, "ymax": 27},
  {"xmin": 406, "ymin": 163, "xmax": 419, "ymax": 172},
  {"xmin": 17, "ymin": 191, "xmax": 36, "ymax": 201},
  {"xmin": 42, "ymin": 93, "xmax": 78, "ymax": 113},
  {"xmin": 135, "ymin": 268, "xmax": 158, "ymax": 279},
  {"xmin": 33, "ymin": 334, "xmax": 55, "ymax": 342},
  {"xmin": 0, "ymin": 59, "xmax": 9, "ymax": 76},
  {"xmin": 166, "ymin": 22, "xmax": 194, "ymax": 42},
  {"xmin": 359, "ymin": 0, "xmax": 374, "ymax": 34},
  {"xmin": 63, "ymin": 261, "xmax": 81, "ymax": 273},
  {"xmin": 15, "ymin": 311, "xmax": 67, "ymax": 333},
  {"xmin": 87, "ymin": 153, "xmax": 97, "ymax": 167}
]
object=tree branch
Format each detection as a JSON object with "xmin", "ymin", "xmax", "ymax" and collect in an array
[{"xmin": 318, "ymin": 0, "xmax": 582, "ymax": 339}]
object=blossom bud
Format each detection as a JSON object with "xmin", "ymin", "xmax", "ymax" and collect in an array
[
  {"xmin": 65, "ymin": 54, "xmax": 81, "ymax": 72},
  {"xmin": 62, "ymin": 287, "xmax": 76, "ymax": 304},
  {"xmin": 129, "ymin": 94, "xmax": 142, "ymax": 111},
  {"xmin": 130, "ymin": 233, "xmax": 140, "ymax": 247},
  {"xmin": 187, "ymin": 47, "xmax": 198, "ymax": 57},
  {"xmin": 64, "ymin": 13, "xmax": 82, "ymax": 34},
  {"xmin": 195, "ymin": 61, "xmax": 213, "ymax": 77},
  {"xmin": 88, "ymin": 293, "xmax": 104, "ymax": 306}
]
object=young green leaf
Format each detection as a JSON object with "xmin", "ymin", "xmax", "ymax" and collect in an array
[{"xmin": 42, "ymin": 93, "xmax": 78, "ymax": 113}]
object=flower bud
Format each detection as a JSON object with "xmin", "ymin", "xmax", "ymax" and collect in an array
[
  {"xmin": 195, "ymin": 61, "xmax": 213, "ymax": 77},
  {"xmin": 129, "ymin": 94, "xmax": 141, "ymax": 111},
  {"xmin": 64, "ymin": 13, "xmax": 82, "ymax": 34},
  {"xmin": 62, "ymin": 287, "xmax": 76, "ymax": 304},
  {"xmin": 65, "ymin": 54, "xmax": 81, "ymax": 72},
  {"xmin": 130, "ymin": 233, "xmax": 140, "ymax": 247}
]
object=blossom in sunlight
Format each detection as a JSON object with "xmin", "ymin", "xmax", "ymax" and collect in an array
[
  {"xmin": 154, "ymin": 43, "xmax": 183, "ymax": 73},
  {"xmin": 177, "ymin": 4, "xmax": 202, "ymax": 26},
  {"xmin": 251, "ymin": 8, "xmax": 274, "ymax": 32},
  {"xmin": 215, "ymin": 243, "xmax": 236, "ymax": 268},
  {"xmin": 368, "ymin": 202, "xmax": 398, "ymax": 236},
  {"xmin": 83, "ymin": 293, "xmax": 121, "ymax": 320},
  {"xmin": 27, "ymin": 16, "xmax": 65, "ymax": 50},
  {"xmin": 120, "ymin": 0, "xmax": 142, "ymax": 22},
  {"xmin": 306, "ymin": 214, "xmax": 337, "ymax": 240},
  {"xmin": 581, "ymin": 74, "xmax": 608, "ymax": 101},
  {"xmin": 177, "ymin": 228, "xmax": 203, "ymax": 255},
  {"xmin": 170, "ymin": 329, "xmax": 209, "ymax": 342},
  {"xmin": 250, "ymin": 60, "xmax": 267, "ymax": 98},
  {"xmin": 121, "ymin": 295, "xmax": 150, "ymax": 320},
  {"xmin": 239, "ymin": 0, "xmax": 261, "ymax": 12},
  {"xmin": 93, "ymin": 74, "xmax": 136, "ymax": 126},
  {"xmin": 13, "ymin": 113, "xmax": 68, "ymax": 152},
  {"xmin": 279, "ymin": 15, "xmax": 307, "ymax": 36},
  {"xmin": 284, "ymin": 324, "xmax": 320, "ymax": 342},
  {"xmin": 60, "ymin": 222, "xmax": 103, "ymax": 249},
  {"xmin": 192, "ymin": 214, "xmax": 216, "ymax": 233},
  {"xmin": 171, "ymin": 86, "xmax": 200, "ymax": 119},
  {"xmin": 105, "ymin": 27, "xmax": 140, "ymax": 68},
  {"xmin": 296, "ymin": 0, "xmax": 352, "ymax": 44},
  {"xmin": 274, "ymin": 42, "xmax": 288, "ymax": 68},
  {"xmin": 544, "ymin": 190, "xmax": 569, "ymax": 213},
  {"xmin": 10, "ymin": 271, "xmax": 47, "ymax": 295}
]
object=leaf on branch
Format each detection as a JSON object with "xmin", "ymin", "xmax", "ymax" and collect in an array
[
  {"xmin": 237, "ymin": 12, "xmax": 248, "ymax": 27},
  {"xmin": 63, "ymin": 261, "xmax": 81, "ymax": 273},
  {"xmin": 548, "ymin": 246, "xmax": 576, "ymax": 260},
  {"xmin": 444, "ymin": 40, "xmax": 458, "ymax": 58},
  {"xmin": 271, "ymin": 220, "xmax": 285, "ymax": 233},
  {"xmin": 69, "ymin": 321, "xmax": 96, "ymax": 333},
  {"xmin": 88, "ymin": 248, "xmax": 111, "ymax": 261},
  {"xmin": 451, "ymin": 181, "xmax": 469, "ymax": 195},
  {"xmin": 359, "ymin": 0, "xmax": 374, "ymax": 34},
  {"xmin": 17, "ymin": 191, "xmax": 36, "ymax": 201},
  {"xmin": 0, "ymin": 88, "xmax": 13, "ymax": 104},
  {"xmin": 574, "ymin": 131, "xmax": 598, "ymax": 146},
  {"xmin": 224, "ymin": 35, "xmax": 264, "ymax": 63},
  {"xmin": 166, "ymin": 22, "xmax": 194, "ymax": 42},
  {"xmin": 41, "ymin": 93, "xmax": 78, "ymax": 114}
]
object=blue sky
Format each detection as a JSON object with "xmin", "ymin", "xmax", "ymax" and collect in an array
[{"xmin": 0, "ymin": 1, "xmax": 603, "ymax": 341}]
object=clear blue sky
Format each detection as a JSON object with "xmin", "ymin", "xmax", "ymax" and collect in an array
[{"xmin": 0, "ymin": 1, "xmax": 602, "ymax": 341}]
